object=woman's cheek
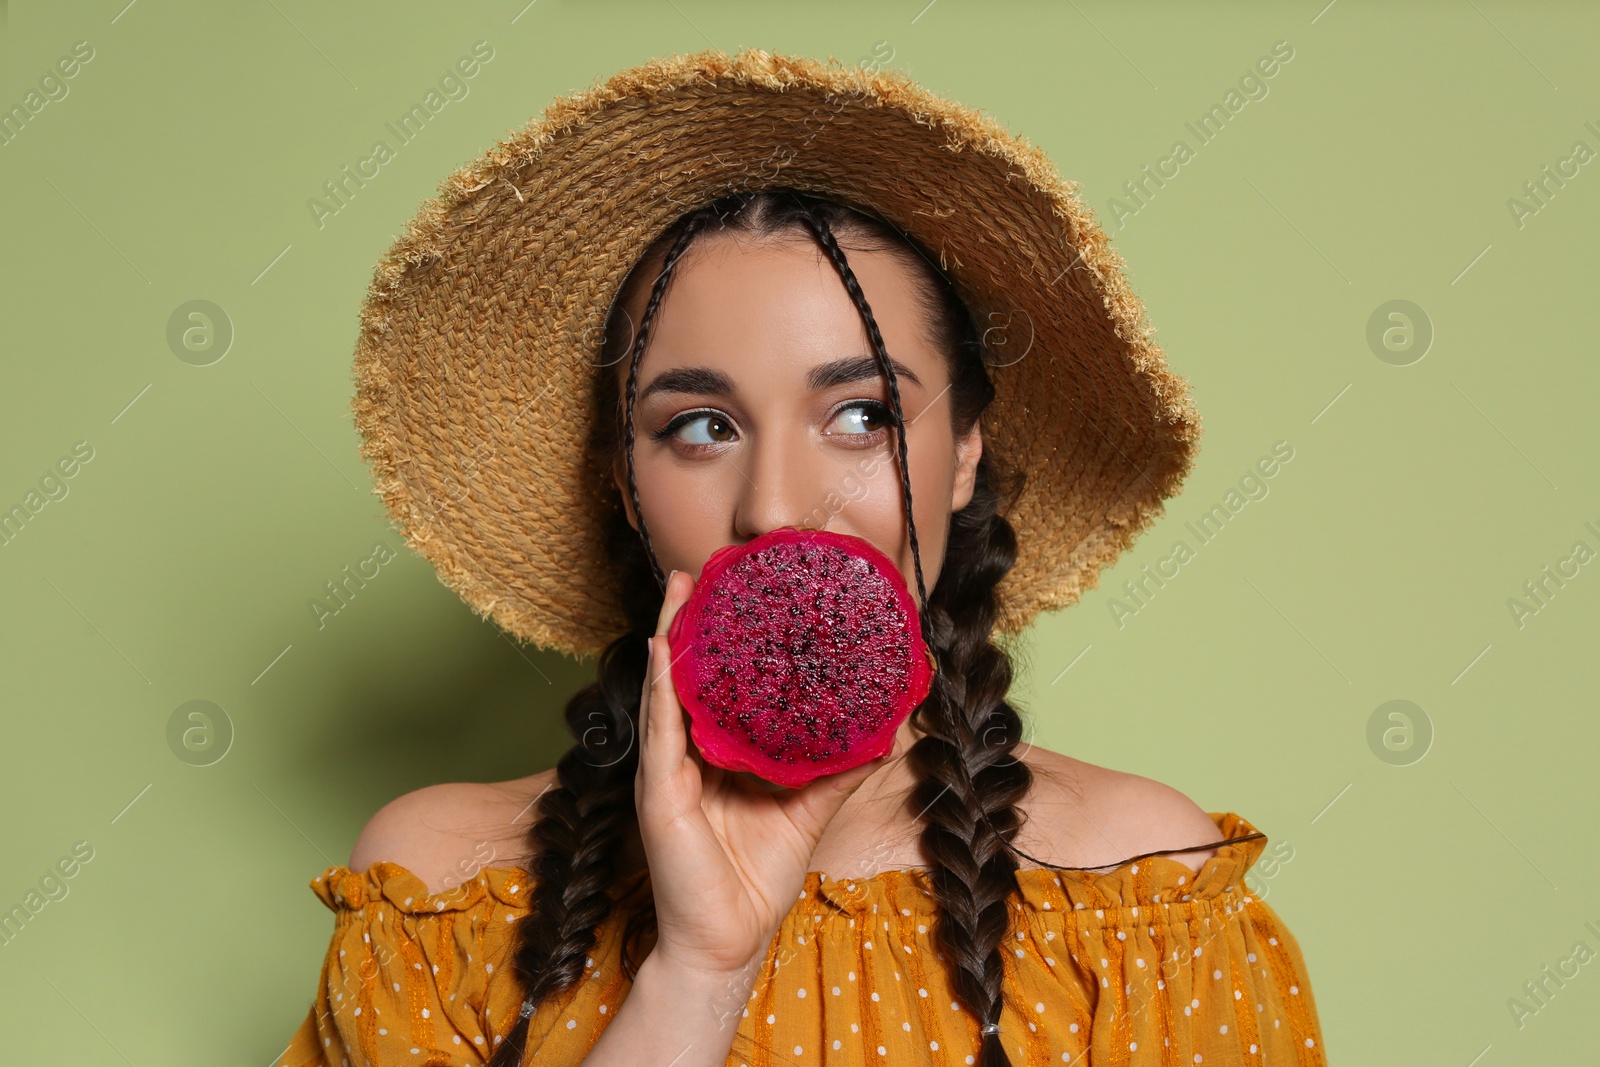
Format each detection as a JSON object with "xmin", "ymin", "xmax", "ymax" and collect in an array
[
  {"xmin": 842, "ymin": 451, "xmax": 934, "ymax": 591},
  {"xmin": 637, "ymin": 453, "xmax": 732, "ymax": 573},
  {"xmin": 908, "ymin": 435, "xmax": 956, "ymax": 590}
]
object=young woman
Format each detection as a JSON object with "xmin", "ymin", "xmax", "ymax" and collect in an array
[{"xmin": 278, "ymin": 50, "xmax": 1325, "ymax": 1067}]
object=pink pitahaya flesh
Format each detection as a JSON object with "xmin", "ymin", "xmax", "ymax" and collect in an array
[{"xmin": 666, "ymin": 526, "xmax": 935, "ymax": 789}]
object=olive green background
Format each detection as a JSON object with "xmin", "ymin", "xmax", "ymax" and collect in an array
[{"xmin": 2, "ymin": 1, "xmax": 1597, "ymax": 1063}]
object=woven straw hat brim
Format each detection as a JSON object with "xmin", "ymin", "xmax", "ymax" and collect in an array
[{"xmin": 351, "ymin": 47, "xmax": 1202, "ymax": 660}]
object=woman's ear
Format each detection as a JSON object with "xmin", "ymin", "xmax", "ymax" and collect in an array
[
  {"xmin": 611, "ymin": 452, "xmax": 641, "ymax": 531},
  {"xmin": 951, "ymin": 421, "xmax": 983, "ymax": 513}
]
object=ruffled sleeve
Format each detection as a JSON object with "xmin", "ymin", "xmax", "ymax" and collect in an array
[
  {"xmin": 275, "ymin": 861, "xmax": 649, "ymax": 1067},
  {"xmin": 999, "ymin": 811, "xmax": 1328, "ymax": 1065},
  {"xmin": 744, "ymin": 810, "xmax": 1326, "ymax": 1065}
]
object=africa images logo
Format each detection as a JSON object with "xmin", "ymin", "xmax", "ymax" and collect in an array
[
  {"xmin": 1106, "ymin": 441, "xmax": 1295, "ymax": 628},
  {"xmin": 307, "ymin": 41, "xmax": 495, "ymax": 230}
]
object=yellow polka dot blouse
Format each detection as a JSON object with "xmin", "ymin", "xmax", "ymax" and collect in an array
[{"xmin": 277, "ymin": 811, "xmax": 1326, "ymax": 1065}]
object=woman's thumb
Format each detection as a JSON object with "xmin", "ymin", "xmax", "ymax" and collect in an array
[{"xmin": 783, "ymin": 750, "xmax": 890, "ymax": 832}]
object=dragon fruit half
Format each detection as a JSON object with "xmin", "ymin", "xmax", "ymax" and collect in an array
[{"xmin": 666, "ymin": 526, "xmax": 935, "ymax": 789}]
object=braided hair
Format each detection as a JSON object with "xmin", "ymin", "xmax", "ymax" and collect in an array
[{"xmin": 486, "ymin": 188, "xmax": 1035, "ymax": 1067}]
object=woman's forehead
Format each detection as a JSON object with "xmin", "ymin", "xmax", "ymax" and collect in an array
[{"xmin": 617, "ymin": 231, "xmax": 947, "ymax": 389}]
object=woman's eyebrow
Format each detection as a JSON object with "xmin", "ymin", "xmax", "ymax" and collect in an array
[
  {"xmin": 638, "ymin": 366, "xmax": 733, "ymax": 402},
  {"xmin": 639, "ymin": 355, "xmax": 922, "ymax": 402},
  {"xmin": 806, "ymin": 355, "xmax": 922, "ymax": 391}
]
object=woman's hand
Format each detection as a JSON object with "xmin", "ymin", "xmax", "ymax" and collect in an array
[{"xmin": 634, "ymin": 568, "xmax": 901, "ymax": 979}]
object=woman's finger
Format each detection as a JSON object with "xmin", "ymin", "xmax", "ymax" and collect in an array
[
  {"xmin": 641, "ymin": 570, "xmax": 695, "ymax": 788},
  {"xmin": 655, "ymin": 568, "xmax": 689, "ymax": 636},
  {"xmin": 640, "ymin": 633, "xmax": 688, "ymax": 784},
  {"xmin": 634, "ymin": 632, "xmax": 653, "ymax": 789},
  {"xmin": 639, "ymin": 570, "xmax": 679, "ymax": 781},
  {"xmin": 780, "ymin": 749, "xmax": 893, "ymax": 841},
  {"xmin": 779, "ymin": 724, "xmax": 910, "ymax": 840}
]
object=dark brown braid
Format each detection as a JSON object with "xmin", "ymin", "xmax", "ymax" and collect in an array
[
  {"xmin": 903, "ymin": 469, "xmax": 1031, "ymax": 1067},
  {"xmin": 487, "ymin": 188, "xmax": 1035, "ymax": 1065}
]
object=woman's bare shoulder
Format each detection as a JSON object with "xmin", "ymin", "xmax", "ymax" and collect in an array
[
  {"xmin": 1020, "ymin": 747, "xmax": 1223, "ymax": 873},
  {"xmin": 347, "ymin": 769, "xmax": 558, "ymax": 894}
]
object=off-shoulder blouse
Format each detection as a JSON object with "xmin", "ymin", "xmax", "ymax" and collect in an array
[{"xmin": 276, "ymin": 811, "xmax": 1326, "ymax": 1065}]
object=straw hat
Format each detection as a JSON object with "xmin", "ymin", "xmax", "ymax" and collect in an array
[{"xmin": 350, "ymin": 47, "xmax": 1202, "ymax": 660}]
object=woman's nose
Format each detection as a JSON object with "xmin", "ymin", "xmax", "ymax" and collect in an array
[{"xmin": 730, "ymin": 435, "xmax": 830, "ymax": 540}]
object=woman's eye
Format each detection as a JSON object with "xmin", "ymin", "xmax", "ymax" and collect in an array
[
  {"xmin": 828, "ymin": 402, "xmax": 893, "ymax": 436},
  {"xmin": 653, "ymin": 402, "xmax": 893, "ymax": 450},
  {"xmin": 670, "ymin": 412, "xmax": 735, "ymax": 445}
]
